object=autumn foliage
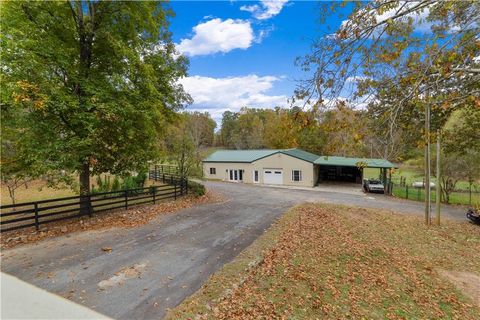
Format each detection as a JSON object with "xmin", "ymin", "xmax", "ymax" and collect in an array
[{"xmin": 171, "ymin": 204, "xmax": 480, "ymax": 319}]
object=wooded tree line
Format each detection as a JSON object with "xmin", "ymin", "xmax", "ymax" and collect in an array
[{"xmin": 218, "ymin": 105, "xmax": 381, "ymax": 158}]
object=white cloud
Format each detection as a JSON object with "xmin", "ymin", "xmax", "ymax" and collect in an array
[
  {"xmin": 375, "ymin": 2, "xmax": 432, "ymax": 33},
  {"xmin": 240, "ymin": 0, "xmax": 288, "ymax": 20},
  {"xmin": 345, "ymin": 76, "xmax": 368, "ymax": 84},
  {"xmin": 179, "ymin": 75, "xmax": 288, "ymax": 121},
  {"xmin": 177, "ymin": 18, "xmax": 254, "ymax": 56},
  {"xmin": 340, "ymin": 2, "xmax": 434, "ymax": 37}
]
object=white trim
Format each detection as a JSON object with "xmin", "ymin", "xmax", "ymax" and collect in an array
[
  {"xmin": 291, "ymin": 169, "xmax": 302, "ymax": 182},
  {"xmin": 228, "ymin": 169, "xmax": 243, "ymax": 182},
  {"xmin": 253, "ymin": 170, "xmax": 259, "ymax": 183}
]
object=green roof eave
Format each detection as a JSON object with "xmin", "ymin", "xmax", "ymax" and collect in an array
[{"xmin": 314, "ymin": 156, "xmax": 397, "ymax": 168}]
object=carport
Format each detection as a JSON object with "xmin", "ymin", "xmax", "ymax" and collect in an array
[{"xmin": 314, "ymin": 156, "xmax": 397, "ymax": 186}]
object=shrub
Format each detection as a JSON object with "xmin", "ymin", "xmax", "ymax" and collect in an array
[
  {"xmin": 188, "ymin": 180, "xmax": 205, "ymax": 197},
  {"xmin": 121, "ymin": 176, "xmax": 138, "ymax": 190},
  {"xmin": 111, "ymin": 176, "xmax": 121, "ymax": 191},
  {"xmin": 134, "ymin": 171, "xmax": 147, "ymax": 188}
]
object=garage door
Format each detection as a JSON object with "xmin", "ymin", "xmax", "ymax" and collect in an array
[{"xmin": 263, "ymin": 169, "xmax": 283, "ymax": 185}]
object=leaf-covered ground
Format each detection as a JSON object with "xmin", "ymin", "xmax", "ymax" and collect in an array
[{"xmin": 168, "ymin": 203, "xmax": 480, "ymax": 319}]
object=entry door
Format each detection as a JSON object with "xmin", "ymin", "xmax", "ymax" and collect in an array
[{"xmin": 263, "ymin": 169, "xmax": 283, "ymax": 185}]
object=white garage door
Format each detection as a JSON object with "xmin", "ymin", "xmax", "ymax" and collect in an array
[{"xmin": 263, "ymin": 169, "xmax": 283, "ymax": 185}]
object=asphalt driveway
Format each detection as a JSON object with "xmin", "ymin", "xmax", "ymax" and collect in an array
[{"xmin": 0, "ymin": 181, "xmax": 468, "ymax": 319}]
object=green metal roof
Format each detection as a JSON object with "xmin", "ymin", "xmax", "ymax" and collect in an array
[
  {"xmin": 203, "ymin": 148, "xmax": 319, "ymax": 163},
  {"xmin": 314, "ymin": 156, "xmax": 396, "ymax": 168},
  {"xmin": 282, "ymin": 149, "xmax": 320, "ymax": 163},
  {"xmin": 203, "ymin": 149, "xmax": 396, "ymax": 168},
  {"xmin": 203, "ymin": 149, "xmax": 279, "ymax": 163}
]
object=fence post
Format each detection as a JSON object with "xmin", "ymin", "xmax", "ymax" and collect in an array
[
  {"xmin": 417, "ymin": 187, "xmax": 420, "ymax": 201},
  {"xmin": 406, "ymin": 185, "xmax": 409, "ymax": 199},
  {"xmin": 34, "ymin": 203, "xmax": 39, "ymax": 231},
  {"xmin": 162, "ymin": 173, "xmax": 165, "ymax": 184},
  {"xmin": 124, "ymin": 190, "xmax": 128, "ymax": 210},
  {"xmin": 152, "ymin": 186, "xmax": 156, "ymax": 204},
  {"xmin": 88, "ymin": 194, "xmax": 93, "ymax": 217},
  {"xmin": 185, "ymin": 179, "xmax": 188, "ymax": 195},
  {"xmin": 174, "ymin": 184, "xmax": 177, "ymax": 200},
  {"xmin": 171, "ymin": 175, "xmax": 174, "ymax": 185},
  {"xmin": 470, "ymin": 184, "xmax": 472, "ymax": 205}
]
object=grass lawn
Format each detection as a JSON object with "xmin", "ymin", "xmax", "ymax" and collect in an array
[
  {"xmin": 1, "ymin": 177, "xmax": 161, "ymax": 206},
  {"xmin": 1, "ymin": 180, "xmax": 76, "ymax": 205},
  {"xmin": 168, "ymin": 204, "xmax": 480, "ymax": 320},
  {"xmin": 364, "ymin": 166, "xmax": 479, "ymax": 192},
  {"xmin": 392, "ymin": 185, "xmax": 480, "ymax": 206}
]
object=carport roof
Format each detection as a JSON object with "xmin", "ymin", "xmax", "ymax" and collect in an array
[
  {"xmin": 203, "ymin": 148, "xmax": 320, "ymax": 163},
  {"xmin": 314, "ymin": 156, "xmax": 397, "ymax": 168}
]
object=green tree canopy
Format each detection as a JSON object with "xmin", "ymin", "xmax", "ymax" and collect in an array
[{"xmin": 0, "ymin": 1, "xmax": 191, "ymax": 194}]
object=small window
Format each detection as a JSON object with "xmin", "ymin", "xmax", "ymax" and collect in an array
[
  {"xmin": 210, "ymin": 168, "xmax": 216, "ymax": 175},
  {"xmin": 254, "ymin": 170, "xmax": 259, "ymax": 182},
  {"xmin": 292, "ymin": 170, "xmax": 302, "ymax": 182},
  {"xmin": 265, "ymin": 170, "xmax": 272, "ymax": 174}
]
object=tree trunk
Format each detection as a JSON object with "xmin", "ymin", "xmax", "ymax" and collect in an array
[
  {"xmin": 79, "ymin": 162, "xmax": 91, "ymax": 215},
  {"xmin": 79, "ymin": 162, "xmax": 90, "ymax": 195},
  {"xmin": 7, "ymin": 185, "xmax": 16, "ymax": 207}
]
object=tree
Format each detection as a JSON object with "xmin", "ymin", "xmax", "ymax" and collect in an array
[
  {"xmin": 232, "ymin": 108, "xmax": 267, "ymax": 149},
  {"xmin": 164, "ymin": 115, "xmax": 196, "ymax": 178},
  {"xmin": 439, "ymin": 106, "xmax": 480, "ymax": 203},
  {"xmin": 186, "ymin": 112, "xmax": 216, "ymax": 152},
  {"xmin": 318, "ymin": 104, "xmax": 367, "ymax": 157},
  {"xmin": 0, "ymin": 1, "xmax": 191, "ymax": 197},
  {"xmin": 184, "ymin": 112, "xmax": 216, "ymax": 175},
  {"xmin": 0, "ymin": 100, "xmax": 39, "ymax": 205},
  {"xmin": 219, "ymin": 111, "xmax": 239, "ymax": 148},
  {"xmin": 296, "ymin": 0, "xmax": 479, "ymax": 159}
]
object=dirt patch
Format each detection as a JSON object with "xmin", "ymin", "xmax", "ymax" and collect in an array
[
  {"xmin": 98, "ymin": 263, "xmax": 147, "ymax": 289},
  {"xmin": 439, "ymin": 269, "xmax": 480, "ymax": 307},
  {"xmin": 1, "ymin": 190, "xmax": 226, "ymax": 250}
]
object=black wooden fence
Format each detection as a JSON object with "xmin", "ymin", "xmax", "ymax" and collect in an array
[
  {"xmin": 149, "ymin": 170, "xmax": 187, "ymax": 185},
  {"xmin": 0, "ymin": 175, "xmax": 187, "ymax": 233},
  {"xmin": 152, "ymin": 164, "xmax": 179, "ymax": 176}
]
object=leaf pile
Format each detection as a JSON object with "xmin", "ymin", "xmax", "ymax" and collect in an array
[
  {"xmin": 172, "ymin": 204, "xmax": 480, "ymax": 319},
  {"xmin": 1, "ymin": 190, "xmax": 225, "ymax": 250}
]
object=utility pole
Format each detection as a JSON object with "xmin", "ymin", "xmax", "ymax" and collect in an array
[
  {"xmin": 435, "ymin": 130, "xmax": 441, "ymax": 225},
  {"xmin": 424, "ymin": 100, "xmax": 431, "ymax": 225}
]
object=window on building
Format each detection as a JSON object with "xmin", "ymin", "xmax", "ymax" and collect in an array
[
  {"xmin": 292, "ymin": 170, "xmax": 302, "ymax": 182},
  {"xmin": 254, "ymin": 170, "xmax": 259, "ymax": 182},
  {"xmin": 210, "ymin": 168, "xmax": 216, "ymax": 175}
]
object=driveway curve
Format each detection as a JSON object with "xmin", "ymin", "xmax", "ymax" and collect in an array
[{"xmin": 0, "ymin": 181, "xmax": 468, "ymax": 319}]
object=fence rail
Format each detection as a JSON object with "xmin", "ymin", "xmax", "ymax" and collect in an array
[
  {"xmin": 151, "ymin": 164, "xmax": 179, "ymax": 176},
  {"xmin": 149, "ymin": 171, "xmax": 187, "ymax": 186},
  {"xmin": 391, "ymin": 183, "xmax": 479, "ymax": 206},
  {"xmin": 1, "ymin": 175, "xmax": 187, "ymax": 233}
]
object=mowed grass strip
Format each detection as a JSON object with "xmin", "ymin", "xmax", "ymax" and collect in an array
[{"xmin": 168, "ymin": 204, "xmax": 480, "ymax": 320}]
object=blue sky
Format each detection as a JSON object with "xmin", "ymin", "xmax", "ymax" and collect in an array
[{"xmin": 168, "ymin": 1, "xmax": 351, "ymax": 122}]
